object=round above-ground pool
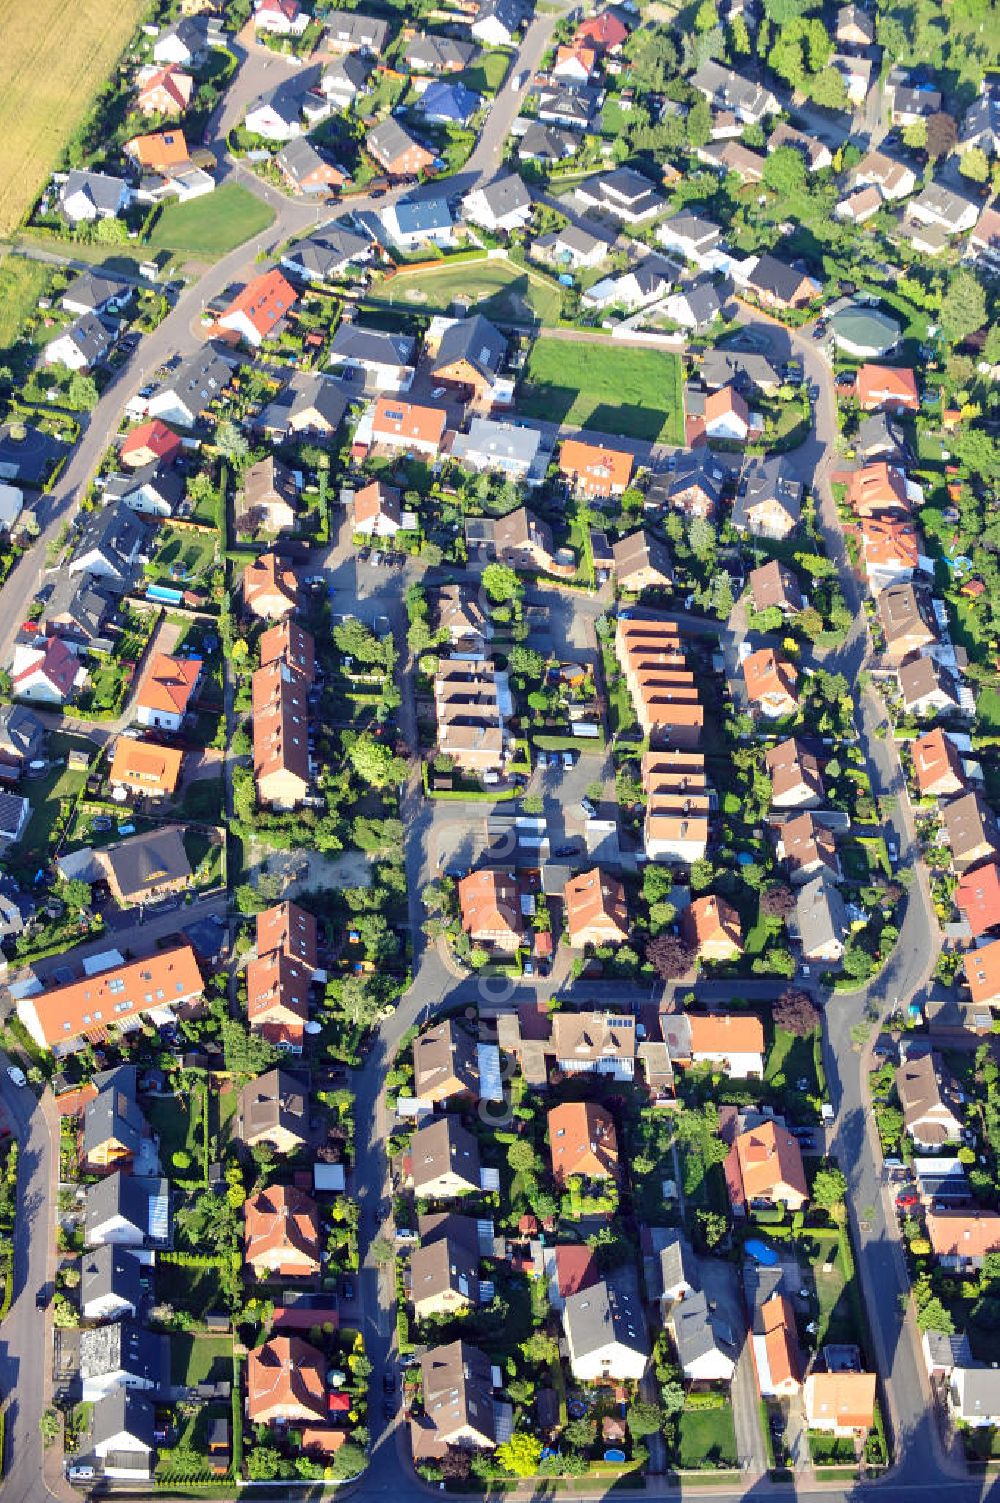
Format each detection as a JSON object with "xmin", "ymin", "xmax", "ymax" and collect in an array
[
  {"xmin": 604, "ymin": 1450, "xmax": 626, "ymax": 1463},
  {"xmin": 745, "ymin": 1238, "xmax": 779, "ymax": 1266}
]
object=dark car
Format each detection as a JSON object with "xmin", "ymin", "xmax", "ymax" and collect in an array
[
  {"xmin": 36, "ymin": 1287, "xmax": 48, "ymax": 1310},
  {"xmin": 383, "ymin": 1399, "xmax": 395, "ymax": 1419},
  {"xmin": 383, "ymin": 1373, "xmax": 395, "ymax": 1394},
  {"xmin": 340, "ymin": 1277, "xmax": 356, "ymax": 1300},
  {"xmin": 553, "ymin": 843, "xmax": 580, "ymax": 858}
]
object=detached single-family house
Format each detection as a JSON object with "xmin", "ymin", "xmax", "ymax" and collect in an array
[
  {"xmin": 563, "ymin": 868, "xmax": 629, "ymax": 949},
  {"xmin": 276, "ymin": 138, "xmax": 347, "ymax": 196},
  {"xmin": 215, "ymin": 269, "xmax": 297, "ymax": 348},
  {"xmin": 733, "ymin": 458, "xmax": 802, "ymax": 539},
  {"xmin": 236, "ymin": 1069, "xmax": 309, "ymax": 1154},
  {"xmin": 352, "ymin": 479, "xmax": 402, "ymax": 537},
  {"xmin": 409, "ymin": 1115, "xmax": 482, "ymax": 1199},
  {"xmin": 671, "ymin": 1287, "xmax": 737, "ymax": 1382},
  {"xmin": 681, "ymin": 893, "xmax": 743, "ymax": 962},
  {"xmin": 951, "ymin": 1368, "xmax": 1000, "ymax": 1427},
  {"xmin": 239, "ymin": 455, "xmax": 298, "ymax": 535},
  {"xmin": 752, "ymin": 1291, "xmax": 801, "ymax": 1397},
  {"xmin": 11, "ymin": 634, "xmax": 81, "ymax": 706},
  {"xmin": 854, "ymin": 150, "xmax": 917, "ymax": 202},
  {"xmin": 410, "ymin": 1342, "xmax": 498, "ymax": 1461},
  {"xmin": 280, "ymin": 223, "xmax": 372, "ymax": 282},
  {"xmin": 471, "ymin": 0, "xmax": 523, "ymax": 46},
  {"xmin": 370, "ymin": 400, "xmax": 446, "ymax": 458},
  {"xmin": 366, "ymin": 119, "xmax": 435, "ymax": 179},
  {"xmin": 690, "ymin": 61, "xmax": 779, "ymax": 124},
  {"xmin": 963, "ymin": 939, "xmax": 1000, "ymax": 1009},
  {"xmin": 944, "ymin": 791, "xmax": 1000, "ymax": 872},
  {"xmin": 80, "ymin": 1320, "xmax": 168, "ymax": 1403},
  {"xmin": 431, "ymin": 314, "xmax": 506, "ymax": 406},
  {"xmin": 84, "ymin": 1174, "xmax": 171, "ymax": 1250},
  {"xmin": 742, "ymin": 648, "xmax": 799, "ymax": 719},
  {"xmin": 563, "ymin": 1279, "xmax": 649, "ymax": 1382},
  {"xmin": 804, "ymin": 1372, "xmax": 876, "ymax": 1436},
  {"xmin": 877, "ymin": 582, "xmax": 938, "ymax": 663},
  {"xmin": 247, "ymin": 1336, "xmax": 326, "ymax": 1425},
  {"xmin": 861, "ymin": 516, "xmax": 922, "ymax": 592},
  {"xmin": 245, "ymin": 1184, "xmax": 321, "ymax": 1278},
  {"xmin": 779, "ymin": 811, "xmax": 841, "ymax": 885},
  {"xmin": 560, "ymin": 437, "xmax": 633, "ymax": 500},
  {"xmin": 896, "ymin": 1051, "xmax": 964, "ymax": 1149},
  {"xmin": 898, "ymin": 656, "xmax": 963, "ymax": 719},
  {"xmin": 413, "ymin": 1020, "xmax": 481, "ymax": 1106},
  {"xmin": 457, "ymin": 869, "xmax": 523, "ymax": 952},
  {"xmin": 60, "ymin": 171, "xmax": 130, "ymax": 224},
  {"xmin": 548, "ymin": 1101, "xmax": 618, "ymax": 1183},
  {"xmin": 612, "ymin": 529, "xmax": 673, "ymax": 593},
  {"xmin": 462, "ymin": 173, "xmax": 533, "ymax": 234},
  {"xmin": 856, "ymin": 365, "xmax": 919, "ymax": 414},
  {"xmin": 410, "ymin": 1229, "xmax": 481, "ymax": 1320},
  {"xmin": 135, "ymin": 653, "xmax": 201, "ymax": 732},
  {"xmin": 749, "ymin": 560, "xmax": 804, "ymax": 616},
  {"xmin": 704, "ymin": 384, "xmax": 752, "ymax": 443},
  {"xmin": 797, "ymin": 872, "xmax": 849, "ymax": 964},
  {"xmin": 381, "ymin": 195, "xmax": 454, "ymax": 251},
  {"xmin": 45, "ymin": 313, "xmax": 114, "ymax": 373},
  {"xmin": 329, "ymin": 324, "xmax": 415, "ymax": 392},
  {"xmin": 728, "ymin": 1119, "xmax": 808, "ymax": 1215},
  {"xmin": 913, "ymin": 727, "xmax": 966, "ymax": 800},
  {"xmin": 81, "ymin": 1245, "xmax": 142, "ymax": 1323},
  {"xmin": 92, "ymin": 1390, "xmax": 155, "ymax": 1480},
  {"xmin": 955, "ymin": 862, "xmax": 1000, "ymax": 941},
  {"xmin": 743, "ymin": 253, "xmax": 819, "ymax": 311},
  {"xmin": 242, "ymin": 552, "xmax": 299, "ymax": 621}
]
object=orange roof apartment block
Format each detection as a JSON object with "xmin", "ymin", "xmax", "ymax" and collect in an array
[
  {"xmin": 681, "ymin": 893, "xmax": 743, "ymax": 962},
  {"xmin": 615, "ymin": 616, "xmax": 703, "ymax": 748},
  {"xmin": 243, "ymin": 552, "xmax": 300, "ymax": 620},
  {"xmin": 260, "ymin": 620, "xmax": 315, "ymax": 683},
  {"xmin": 125, "ymin": 129, "xmax": 191, "ymax": 171},
  {"xmin": 245, "ymin": 1184, "xmax": 321, "ymax": 1277},
  {"xmin": 257, "ymin": 899, "xmax": 319, "ymax": 969},
  {"xmin": 252, "ymin": 659, "xmax": 310, "ymax": 810},
  {"xmin": 728, "ymin": 1119, "xmax": 808, "ymax": 1214},
  {"xmin": 548, "ymin": 1100, "xmax": 619, "ymax": 1183},
  {"xmin": 16, "ymin": 945, "xmax": 204, "ymax": 1052},
  {"xmin": 371, "ymin": 398, "xmax": 447, "ymax": 457},
  {"xmin": 912, "ymin": 727, "xmax": 965, "ymax": 800},
  {"xmin": 109, "ymin": 738, "xmax": 184, "ymax": 798},
  {"xmin": 742, "ymin": 648, "xmax": 798, "ymax": 719},
  {"xmin": 559, "ymin": 439, "xmax": 634, "ymax": 499},
  {"xmin": 217, "ymin": 269, "xmax": 297, "ymax": 349},
  {"xmin": 247, "ymin": 949, "xmax": 313, "ymax": 1050},
  {"xmin": 457, "ymin": 869, "xmax": 524, "ymax": 952},
  {"xmin": 247, "ymin": 1335, "xmax": 326, "ymax": 1424},
  {"xmin": 642, "ymin": 748, "xmax": 710, "ymax": 864},
  {"xmin": 563, "ymin": 867, "xmax": 629, "ymax": 948},
  {"xmin": 855, "ymin": 364, "xmax": 919, "ymax": 413}
]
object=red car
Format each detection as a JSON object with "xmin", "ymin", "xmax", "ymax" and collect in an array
[{"xmin": 896, "ymin": 1191, "xmax": 920, "ymax": 1210}]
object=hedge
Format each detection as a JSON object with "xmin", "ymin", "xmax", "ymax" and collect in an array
[{"xmin": 158, "ymin": 1252, "xmax": 225, "ymax": 1268}]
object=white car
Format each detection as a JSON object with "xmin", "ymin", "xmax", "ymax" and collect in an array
[
  {"xmin": 68, "ymin": 1465, "xmax": 96, "ymax": 1482},
  {"xmin": 6, "ymin": 1065, "xmax": 26, "ymax": 1088}
]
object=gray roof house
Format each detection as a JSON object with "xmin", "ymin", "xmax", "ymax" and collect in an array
[
  {"xmin": 856, "ymin": 412, "xmax": 910, "ymax": 462},
  {"xmin": 80, "ymin": 1319, "xmax": 170, "ymax": 1402},
  {"xmin": 145, "ymin": 344, "xmax": 237, "ymax": 428},
  {"xmin": 670, "ymin": 1286, "xmax": 738, "ymax": 1381},
  {"xmin": 328, "ymin": 323, "xmax": 416, "ymax": 390},
  {"xmin": 733, "ymin": 457, "xmax": 803, "ymax": 539},
  {"xmin": 257, "ymin": 372, "xmax": 348, "ymax": 440},
  {"xmin": 104, "ymin": 463, "xmax": 184, "ymax": 519},
  {"xmin": 92, "ymin": 1389, "xmax": 156, "ymax": 1476},
  {"xmin": 960, "ymin": 83, "xmax": 1000, "ymax": 156},
  {"xmin": 81, "ymin": 1244, "xmax": 144, "ymax": 1322},
  {"xmin": 433, "ymin": 314, "xmax": 506, "ymax": 386},
  {"xmin": 0, "ymin": 704, "xmax": 46, "ymax": 767},
  {"xmin": 83, "ymin": 1074, "xmax": 150, "ymax": 1166},
  {"xmin": 60, "ymin": 171, "xmax": 130, "ymax": 223},
  {"xmin": 405, "ymin": 32, "xmax": 477, "ymax": 72},
  {"xmin": 84, "ymin": 1173, "xmax": 171, "ymax": 1249},
  {"xmin": 562, "ymin": 1279, "xmax": 649, "ymax": 1382},
  {"xmin": 463, "ymin": 172, "xmax": 533, "ymax": 232},
  {"xmin": 0, "ymin": 791, "xmax": 30, "ymax": 844},
  {"xmin": 952, "ymin": 1367, "xmax": 1000, "ymax": 1426},
  {"xmin": 796, "ymin": 872, "xmax": 849, "ymax": 964},
  {"xmin": 322, "ymin": 51, "xmax": 371, "ymax": 107},
  {"xmin": 61, "ymin": 271, "xmax": 134, "ymax": 317},
  {"xmin": 471, "ymin": 0, "xmax": 524, "ymax": 45},
  {"xmin": 41, "ymin": 573, "xmax": 117, "ymax": 648},
  {"xmin": 690, "ymin": 61, "xmax": 780, "ymax": 123},
  {"xmin": 324, "ymin": 10, "xmax": 390, "ymax": 52},
  {"xmin": 280, "ymin": 223, "xmax": 372, "ymax": 282},
  {"xmin": 46, "ymin": 313, "xmax": 114, "ymax": 372},
  {"xmin": 700, "ymin": 347, "xmax": 782, "ymax": 394},
  {"xmin": 451, "ymin": 418, "xmax": 547, "ymax": 483},
  {"xmin": 658, "ymin": 1230, "xmax": 700, "ymax": 1308},
  {"xmin": 67, "ymin": 502, "xmax": 149, "ymax": 586},
  {"xmin": 663, "ymin": 273, "xmax": 731, "ymax": 330}
]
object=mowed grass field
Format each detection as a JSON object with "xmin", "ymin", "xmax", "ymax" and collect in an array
[
  {"xmin": 518, "ymin": 335, "xmax": 685, "ymax": 443},
  {"xmin": 0, "ymin": 0, "xmax": 145, "ymax": 236},
  {"xmin": 367, "ymin": 257, "xmax": 562, "ymax": 326},
  {"xmin": 146, "ymin": 184, "xmax": 276, "ymax": 260}
]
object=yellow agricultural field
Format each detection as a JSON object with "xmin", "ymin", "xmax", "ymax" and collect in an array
[{"xmin": 0, "ymin": 0, "xmax": 145, "ymax": 237}]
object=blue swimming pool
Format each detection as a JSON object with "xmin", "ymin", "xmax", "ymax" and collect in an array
[
  {"xmin": 604, "ymin": 1449, "xmax": 626, "ymax": 1463},
  {"xmin": 745, "ymin": 1238, "xmax": 779, "ymax": 1266}
]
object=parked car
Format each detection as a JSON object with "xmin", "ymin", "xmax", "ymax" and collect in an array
[
  {"xmin": 537, "ymin": 750, "xmax": 549, "ymax": 769},
  {"xmin": 896, "ymin": 1190, "xmax": 920, "ymax": 1210},
  {"xmin": 561, "ymin": 750, "xmax": 575, "ymax": 768},
  {"xmin": 6, "ymin": 1066, "xmax": 26, "ymax": 1088},
  {"xmin": 553, "ymin": 842, "xmax": 580, "ymax": 858},
  {"xmin": 340, "ymin": 1277, "xmax": 356, "ymax": 1300}
]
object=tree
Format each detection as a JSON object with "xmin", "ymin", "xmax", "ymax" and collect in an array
[
  {"xmin": 939, "ymin": 268, "xmax": 987, "ymax": 347},
  {"xmin": 348, "ymin": 733, "xmax": 404, "ymax": 789},
  {"xmin": 647, "ymin": 933, "xmax": 694, "ymax": 980},
  {"xmin": 172, "ymin": 1150, "xmax": 192, "ymax": 1172},
  {"xmin": 688, "ymin": 515, "xmax": 716, "ymax": 561},
  {"xmin": 694, "ymin": 0, "xmax": 717, "ymax": 30},
  {"xmin": 330, "ymin": 1441, "xmax": 368, "ymax": 1480},
  {"xmin": 902, "ymin": 119, "xmax": 928, "ymax": 151},
  {"xmin": 482, "ymin": 562, "xmax": 522, "ymax": 602},
  {"xmin": 687, "ymin": 98, "xmax": 712, "ymax": 148},
  {"xmin": 810, "ymin": 68, "xmax": 848, "ymax": 110},
  {"xmin": 215, "ymin": 420, "xmax": 249, "ymax": 463},
  {"xmin": 689, "ymin": 857, "xmax": 714, "ymax": 892},
  {"xmin": 729, "ymin": 13, "xmax": 750, "ymax": 54},
  {"xmin": 507, "ymin": 1139, "xmax": 538, "ymax": 1173},
  {"xmin": 247, "ymin": 1447, "xmax": 281, "ymax": 1480},
  {"xmin": 221, "ymin": 1017, "xmax": 279, "ymax": 1076},
  {"xmin": 67, "ymin": 372, "xmax": 99, "ymax": 410},
  {"xmin": 510, "ymin": 645, "xmax": 544, "ymax": 679},
  {"xmin": 334, "ymin": 617, "xmax": 392, "ymax": 669},
  {"xmin": 696, "ymin": 1208, "xmax": 728, "ymax": 1248},
  {"xmin": 763, "ymin": 145, "xmax": 807, "ymax": 196},
  {"xmin": 660, "ymin": 1381, "xmax": 686, "ymax": 1418},
  {"xmin": 761, "ymin": 884, "xmax": 796, "ymax": 919},
  {"xmin": 960, "ymin": 146, "xmax": 990, "ymax": 183},
  {"xmin": 626, "ymin": 1398, "xmax": 662, "ymax": 1436},
  {"xmin": 773, "ymin": 988, "xmax": 821, "ymax": 1036},
  {"xmin": 916, "ymin": 1297, "xmax": 955, "ymax": 1334},
  {"xmin": 812, "ymin": 1167, "xmax": 848, "ymax": 1212},
  {"xmin": 925, "ymin": 111, "xmax": 957, "ymax": 161},
  {"xmin": 370, "ymin": 1234, "xmax": 394, "ymax": 1265},
  {"xmin": 563, "ymin": 1416, "xmax": 597, "ymax": 1450},
  {"xmin": 496, "ymin": 1432, "xmax": 542, "ymax": 1477},
  {"xmin": 40, "ymin": 1409, "xmax": 60, "ymax": 1446}
]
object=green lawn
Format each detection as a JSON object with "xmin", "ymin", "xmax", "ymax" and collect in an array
[
  {"xmin": 457, "ymin": 48, "xmax": 509, "ymax": 95},
  {"xmin": 808, "ymin": 1432, "xmax": 857, "ymax": 1465},
  {"xmin": 518, "ymin": 337, "xmax": 685, "ymax": 443},
  {"xmin": 765, "ymin": 1027, "xmax": 819, "ymax": 1094},
  {"xmin": 678, "ymin": 1406, "xmax": 738, "ymax": 1469},
  {"xmin": 366, "ymin": 257, "xmax": 562, "ymax": 326},
  {"xmin": 0, "ymin": 255, "xmax": 50, "ymax": 356},
  {"xmin": 810, "ymin": 1232, "xmax": 863, "ymax": 1349},
  {"xmin": 150, "ymin": 525, "xmax": 217, "ymax": 585},
  {"xmin": 146, "ymin": 184, "xmax": 276, "ymax": 260},
  {"xmin": 9, "ymin": 733, "xmax": 93, "ymax": 878},
  {"xmin": 146, "ymin": 1085, "xmax": 206, "ymax": 1169},
  {"xmin": 157, "ymin": 1260, "xmax": 225, "ymax": 1322},
  {"xmin": 171, "ymin": 1333, "xmax": 234, "ymax": 1387}
]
